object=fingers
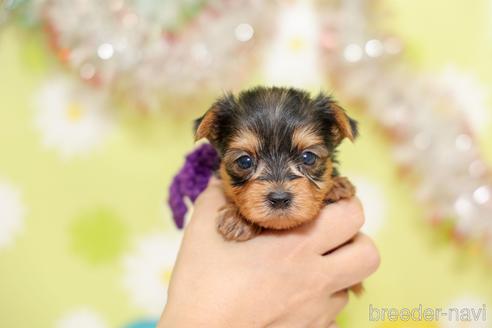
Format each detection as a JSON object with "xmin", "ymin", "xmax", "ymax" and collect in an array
[
  {"xmin": 327, "ymin": 323, "xmax": 339, "ymax": 328},
  {"xmin": 322, "ymin": 233, "xmax": 380, "ymax": 292},
  {"xmin": 306, "ymin": 198, "xmax": 365, "ymax": 254}
]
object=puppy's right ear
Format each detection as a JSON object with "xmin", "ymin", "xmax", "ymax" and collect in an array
[{"xmin": 194, "ymin": 93, "xmax": 235, "ymax": 143}]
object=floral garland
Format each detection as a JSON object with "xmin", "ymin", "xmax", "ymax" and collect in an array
[
  {"xmin": 315, "ymin": 0, "xmax": 492, "ymax": 257},
  {"xmin": 5, "ymin": 0, "xmax": 269, "ymax": 111},
  {"xmin": 2, "ymin": 0, "xmax": 492, "ymax": 259}
]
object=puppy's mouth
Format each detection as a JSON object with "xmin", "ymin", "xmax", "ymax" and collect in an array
[{"xmin": 235, "ymin": 181, "xmax": 325, "ymax": 229}]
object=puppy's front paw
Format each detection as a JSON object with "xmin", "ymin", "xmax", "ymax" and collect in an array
[
  {"xmin": 217, "ymin": 206, "xmax": 260, "ymax": 241},
  {"xmin": 325, "ymin": 176, "xmax": 356, "ymax": 203}
]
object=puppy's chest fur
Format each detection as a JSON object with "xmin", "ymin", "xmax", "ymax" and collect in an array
[{"xmin": 195, "ymin": 87, "xmax": 358, "ymax": 241}]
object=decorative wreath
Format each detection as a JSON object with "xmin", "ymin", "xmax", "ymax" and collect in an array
[{"xmin": 3, "ymin": 0, "xmax": 491, "ymax": 259}]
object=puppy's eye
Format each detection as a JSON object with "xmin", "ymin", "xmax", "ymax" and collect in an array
[
  {"xmin": 301, "ymin": 151, "xmax": 317, "ymax": 166},
  {"xmin": 236, "ymin": 155, "xmax": 253, "ymax": 169}
]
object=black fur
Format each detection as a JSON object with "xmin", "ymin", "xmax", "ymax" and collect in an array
[{"xmin": 195, "ymin": 86, "xmax": 358, "ymax": 182}]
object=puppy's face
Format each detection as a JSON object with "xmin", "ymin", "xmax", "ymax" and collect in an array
[{"xmin": 195, "ymin": 87, "xmax": 357, "ymax": 229}]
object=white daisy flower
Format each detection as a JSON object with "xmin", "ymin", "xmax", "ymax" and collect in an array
[
  {"xmin": 263, "ymin": 1, "xmax": 321, "ymax": 88},
  {"xmin": 56, "ymin": 308, "xmax": 107, "ymax": 328},
  {"xmin": 350, "ymin": 176, "xmax": 388, "ymax": 237},
  {"xmin": 122, "ymin": 232, "xmax": 182, "ymax": 316},
  {"xmin": 34, "ymin": 76, "xmax": 113, "ymax": 159},
  {"xmin": 0, "ymin": 181, "xmax": 26, "ymax": 249}
]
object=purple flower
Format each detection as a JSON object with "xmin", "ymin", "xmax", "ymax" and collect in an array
[{"xmin": 168, "ymin": 143, "xmax": 219, "ymax": 229}]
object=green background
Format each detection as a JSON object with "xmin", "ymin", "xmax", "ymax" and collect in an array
[{"xmin": 1, "ymin": 0, "xmax": 492, "ymax": 327}]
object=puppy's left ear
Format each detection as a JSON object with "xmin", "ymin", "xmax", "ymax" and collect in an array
[
  {"xmin": 314, "ymin": 93, "xmax": 358, "ymax": 144},
  {"xmin": 329, "ymin": 103, "xmax": 358, "ymax": 143}
]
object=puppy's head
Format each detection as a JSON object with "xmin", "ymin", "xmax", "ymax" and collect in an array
[{"xmin": 195, "ymin": 87, "xmax": 358, "ymax": 229}]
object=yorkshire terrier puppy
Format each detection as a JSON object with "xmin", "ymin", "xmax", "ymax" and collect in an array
[{"xmin": 195, "ymin": 86, "xmax": 358, "ymax": 241}]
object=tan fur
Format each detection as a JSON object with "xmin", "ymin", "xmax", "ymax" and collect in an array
[
  {"xmin": 195, "ymin": 109, "xmax": 217, "ymax": 141},
  {"xmin": 325, "ymin": 176, "xmax": 356, "ymax": 202},
  {"xmin": 292, "ymin": 126, "xmax": 324, "ymax": 150},
  {"xmin": 231, "ymin": 166, "xmax": 333, "ymax": 230},
  {"xmin": 209, "ymin": 101, "xmax": 356, "ymax": 240},
  {"xmin": 350, "ymin": 283, "xmax": 365, "ymax": 296},
  {"xmin": 196, "ymin": 88, "xmax": 364, "ymax": 294},
  {"xmin": 219, "ymin": 163, "xmax": 235, "ymax": 200},
  {"xmin": 331, "ymin": 103, "xmax": 355, "ymax": 142},
  {"xmin": 217, "ymin": 203, "xmax": 261, "ymax": 241},
  {"xmin": 217, "ymin": 139, "xmax": 353, "ymax": 235},
  {"xmin": 228, "ymin": 130, "xmax": 260, "ymax": 155}
]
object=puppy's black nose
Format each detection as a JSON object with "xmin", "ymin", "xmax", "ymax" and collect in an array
[{"xmin": 267, "ymin": 191, "xmax": 292, "ymax": 209}]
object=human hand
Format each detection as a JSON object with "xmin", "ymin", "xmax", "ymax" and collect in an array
[{"xmin": 159, "ymin": 178, "xmax": 380, "ymax": 327}]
